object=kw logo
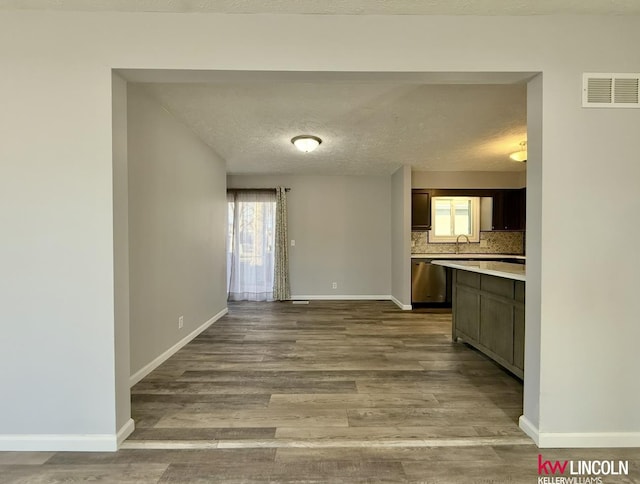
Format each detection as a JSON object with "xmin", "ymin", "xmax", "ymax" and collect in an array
[{"xmin": 538, "ymin": 454, "xmax": 569, "ymax": 475}]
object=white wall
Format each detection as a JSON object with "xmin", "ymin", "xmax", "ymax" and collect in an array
[
  {"xmin": 1, "ymin": 14, "xmax": 119, "ymax": 449},
  {"xmin": 1, "ymin": 11, "xmax": 639, "ymax": 449},
  {"xmin": 412, "ymin": 170, "xmax": 526, "ymax": 189},
  {"xmin": 391, "ymin": 165, "xmax": 412, "ymax": 309},
  {"xmin": 538, "ymin": 69, "xmax": 640, "ymax": 444},
  {"xmin": 128, "ymin": 84, "xmax": 228, "ymax": 377},
  {"xmin": 112, "ymin": 73, "xmax": 132, "ymax": 435},
  {"xmin": 521, "ymin": 74, "xmax": 543, "ymax": 435},
  {"xmin": 228, "ymin": 174, "xmax": 392, "ymax": 298}
]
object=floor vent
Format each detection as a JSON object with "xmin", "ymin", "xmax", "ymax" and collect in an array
[{"xmin": 583, "ymin": 73, "xmax": 640, "ymax": 108}]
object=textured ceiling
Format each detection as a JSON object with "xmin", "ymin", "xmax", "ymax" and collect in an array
[
  {"xmin": 142, "ymin": 82, "xmax": 527, "ymax": 175},
  {"xmin": 2, "ymin": 0, "xmax": 639, "ymax": 15},
  {"xmin": 4, "ymin": 3, "xmax": 632, "ymax": 176}
]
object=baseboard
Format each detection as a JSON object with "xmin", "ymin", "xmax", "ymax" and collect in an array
[
  {"xmin": 518, "ymin": 414, "xmax": 539, "ymax": 446},
  {"xmin": 117, "ymin": 418, "xmax": 135, "ymax": 447},
  {"xmin": 519, "ymin": 415, "xmax": 640, "ymax": 448},
  {"xmin": 390, "ymin": 295, "xmax": 412, "ymax": 311},
  {"xmin": 0, "ymin": 433, "xmax": 119, "ymax": 452},
  {"xmin": 0, "ymin": 420, "xmax": 136, "ymax": 451},
  {"xmin": 129, "ymin": 307, "xmax": 228, "ymax": 387},
  {"xmin": 290, "ymin": 295, "xmax": 412, "ymax": 310},
  {"xmin": 291, "ymin": 295, "xmax": 393, "ymax": 301},
  {"xmin": 538, "ymin": 431, "xmax": 640, "ymax": 448}
]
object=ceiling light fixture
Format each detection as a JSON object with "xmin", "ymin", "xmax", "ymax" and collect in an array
[
  {"xmin": 291, "ymin": 135, "xmax": 322, "ymax": 153},
  {"xmin": 509, "ymin": 141, "xmax": 527, "ymax": 162}
]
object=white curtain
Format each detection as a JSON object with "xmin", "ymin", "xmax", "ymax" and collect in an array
[{"xmin": 227, "ymin": 190, "xmax": 276, "ymax": 301}]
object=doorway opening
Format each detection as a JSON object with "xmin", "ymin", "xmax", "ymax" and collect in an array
[{"xmin": 113, "ymin": 69, "xmax": 542, "ymax": 448}]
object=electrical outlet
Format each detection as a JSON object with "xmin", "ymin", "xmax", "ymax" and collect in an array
[
  {"xmin": 479, "ymin": 239, "xmax": 488, "ymax": 248},
  {"xmin": 291, "ymin": 239, "xmax": 296, "ymax": 246},
  {"xmin": 178, "ymin": 316, "xmax": 184, "ymax": 329},
  {"xmin": 332, "ymin": 282, "xmax": 337, "ymax": 289}
]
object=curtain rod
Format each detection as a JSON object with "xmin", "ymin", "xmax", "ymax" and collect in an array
[{"xmin": 227, "ymin": 188, "xmax": 291, "ymax": 192}]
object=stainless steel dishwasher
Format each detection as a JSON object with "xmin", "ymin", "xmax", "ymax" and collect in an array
[{"xmin": 411, "ymin": 260, "xmax": 449, "ymax": 304}]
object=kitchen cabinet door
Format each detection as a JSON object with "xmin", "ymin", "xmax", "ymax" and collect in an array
[
  {"xmin": 411, "ymin": 189, "xmax": 431, "ymax": 230},
  {"xmin": 479, "ymin": 296, "xmax": 514, "ymax": 364},
  {"xmin": 492, "ymin": 189, "xmax": 526, "ymax": 231}
]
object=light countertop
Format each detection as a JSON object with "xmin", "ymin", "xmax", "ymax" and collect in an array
[
  {"xmin": 431, "ymin": 260, "xmax": 526, "ymax": 282},
  {"xmin": 411, "ymin": 253, "xmax": 526, "ymax": 260}
]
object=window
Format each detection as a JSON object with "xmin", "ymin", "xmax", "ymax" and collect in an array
[
  {"xmin": 429, "ymin": 196, "xmax": 480, "ymax": 243},
  {"xmin": 227, "ymin": 191, "xmax": 276, "ymax": 301}
]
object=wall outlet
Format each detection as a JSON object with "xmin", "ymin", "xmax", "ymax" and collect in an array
[
  {"xmin": 178, "ymin": 316, "xmax": 184, "ymax": 329},
  {"xmin": 332, "ymin": 282, "xmax": 337, "ymax": 289},
  {"xmin": 479, "ymin": 239, "xmax": 488, "ymax": 248},
  {"xmin": 291, "ymin": 239, "xmax": 296, "ymax": 246}
]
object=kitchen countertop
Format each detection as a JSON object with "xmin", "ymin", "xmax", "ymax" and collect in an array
[
  {"xmin": 411, "ymin": 253, "xmax": 526, "ymax": 260},
  {"xmin": 431, "ymin": 260, "xmax": 526, "ymax": 282}
]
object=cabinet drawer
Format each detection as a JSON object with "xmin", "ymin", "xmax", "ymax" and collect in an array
[
  {"xmin": 481, "ymin": 275, "xmax": 514, "ymax": 299},
  {"xmin": 457, "ymin": 270, "xmax": 480, "ymax": 288}
]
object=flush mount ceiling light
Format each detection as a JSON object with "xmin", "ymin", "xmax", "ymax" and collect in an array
[
  {"xmin": 291, "ymin": 135, "xmax": 322, "ymax": 153},
  {"xmin": 509, "ymin": 141, "xmax": 527, "ymax": 162}
]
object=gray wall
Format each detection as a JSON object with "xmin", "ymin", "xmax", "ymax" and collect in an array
[
  {"xmin": 112, "ymin": 73, "xmax": 131, "ymax": 433},
  {"xmin": 1, "ymin": 11, "xmax": 639, "ymax": 449},
  {"xmin": 128, "ymin": 85, "xmax": 227, "ymax": 376},
  {"xmin": 228, "ymin": 174, "xmax": 392, "ymax": 297},
  {"xmin": 391, "ymin": 166, "xmax": 412, "ymax": 308}
]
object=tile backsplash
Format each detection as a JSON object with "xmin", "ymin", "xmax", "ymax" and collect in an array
[{"xmin": 411, "ymin": 231, "xmax": 524, "ymax": 255}]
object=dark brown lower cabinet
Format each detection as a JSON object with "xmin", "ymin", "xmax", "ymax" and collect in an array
[{"xmin": 451, "ymin": 270, "xmax": 525, "ymax": 379}]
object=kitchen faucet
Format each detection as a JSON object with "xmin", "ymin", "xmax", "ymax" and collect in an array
[{"xmin": 455, "ymin": 234, "xmax": 471, "ymax": 254}]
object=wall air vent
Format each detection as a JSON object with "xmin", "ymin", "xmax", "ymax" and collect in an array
[{"xmin": 583, "ymin": 73, "xmax": 640, "ymax": 108}]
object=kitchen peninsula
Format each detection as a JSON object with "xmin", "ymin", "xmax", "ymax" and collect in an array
[{"xmin": 432, "ymin": 260, "xmax": 526, "ymax": 379}]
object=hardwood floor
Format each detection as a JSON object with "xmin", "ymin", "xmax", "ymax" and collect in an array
[{"xmin": 2, "ymin": 301, "xmax": 639, "ymax": 483}]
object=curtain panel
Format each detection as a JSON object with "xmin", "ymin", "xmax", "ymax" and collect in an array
[{"xmin": 273, "ymin": 187, "xmax": 291, "ymax": 301}]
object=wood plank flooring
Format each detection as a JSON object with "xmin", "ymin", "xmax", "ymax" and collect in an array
[
  {"xmin": 129, "ymin": 301, "xmax": 524, "ymax": 441},
  {"xmin": 2, "ymin": 301, "xmax": 639, "ymax": 483}
]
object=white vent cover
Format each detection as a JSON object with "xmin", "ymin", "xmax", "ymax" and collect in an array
[{"xmin": 583, "ymin": 73, "xmax": 640, "ymax": 108}]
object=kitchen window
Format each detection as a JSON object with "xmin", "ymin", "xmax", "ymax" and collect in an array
[{"xmin": 429, "ymin": 196, "xmax": 480, "ymax": 243}]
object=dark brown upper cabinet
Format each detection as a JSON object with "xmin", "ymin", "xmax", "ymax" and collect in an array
[
  {"xmin": 492, "ymin": 188, "xmax": 526, "ymax": 231},
  {"xmin": 411, "ymin": 189, "xmax": 431, "ymax": 230}
]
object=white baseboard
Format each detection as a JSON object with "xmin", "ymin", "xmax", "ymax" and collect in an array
[
  {"xmin": 519, "ymin": 415, "xmax": 640, "ymax": 448},
  {"xmin": 129, "ymin": 307, "xmax": 228, "ymax": 387},
  {"xmin": 290, "ymin": 295, "xmax": 412, "ymax": 310},
  {"xmin": 0, "ymin": 433, "xmax": 119, "ymax": 452},
  {"xmin": 518, "ymin": 414, "xmax": 539, "ymax": 446},
  {"xmin": 291, "ymin": 295, "xmax": 392, "ymax": 301},
  {"xmin": 538, "ymin": 431, "xmax": 640, "ymax": 448},
  {"xmin": 390, "ymin": 295, "xmax": 412, "ymax": 310},
  {"xmin": 0, "ymin": 419, "xmax": 135, "ymax": 452},
  {"xmin": 117, "ymin": 418, "xmax": 135, "ymax": 447}
]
